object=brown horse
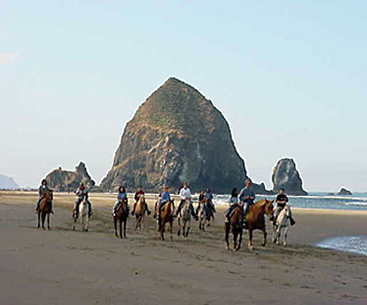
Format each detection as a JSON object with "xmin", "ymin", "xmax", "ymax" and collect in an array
[
  {"xmin": 37, "ymin": 190, "xmax": 53, "ymax": 230},
  {"xmin": 245, "ymin": 199, "xmax": 274, "ymax": 249},
  {"xmin": 158, "ymin": 199, "xmax": 175, "ymax": 240},
  {"xmin": 198, "ymin": 198, "xmax": 215, "ymax": 231},
  {"xmin": 225, "ymin": 203, "xmax": 244, "ymax": 251},
  {"xmin": 113, "ymin": 199, "xmax": 128, "ymax": 238},
  {"xmin": 134, "ymin": 195, "xmax": 147, "ymax": 230}
]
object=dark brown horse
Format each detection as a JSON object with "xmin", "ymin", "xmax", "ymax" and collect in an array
[
  {"xmin": 158, "ymin": 199, "xmax": 175, "ymax": 240},
  {"xmin": 245, "ymin": 199, "xmax": 274, "ymax": 249},
  {"xmin": 113, "ymin": 199, "xmax": 128, "ymax": 238},
  {"xmin": 225, "ymin": 203, "xmax": 244, "ymax": 251},
  {"xmin": 37, "ymin": 190, "xmax": 53, "ymax": 230}
]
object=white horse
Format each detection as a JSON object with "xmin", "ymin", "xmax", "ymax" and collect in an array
[
  {"xmin": 177, "ymin": 198, "xmax": 191, "ymax": 237},
  {"xmin": 73, "ymin": 199, "xmax": 90, "ymax": 232},
  {"xmin": 272, "ymin": 205, "xmax": 291, "ymax": 246}
]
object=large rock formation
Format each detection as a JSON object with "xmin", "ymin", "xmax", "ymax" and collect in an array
[
  {"xmin": 272, "ymin": 158, "xmax": 307, "ymax": 195},
  {"xmin": 101, "ymin": 77, "xmax": 265, "ymax": 194},
  {"xmin": 46, "ymin": 162, "xmax": 95, "ymax": 192},
  {"xmin": 337, "ymin": 188, "xmax": 352, "ymax": 196},
  {"xmin": 0, "ymin": 174, "xmax": 19, "ymax": 189}
]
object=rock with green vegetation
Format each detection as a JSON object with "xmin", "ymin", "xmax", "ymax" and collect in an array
[
  {"xmin": 101, "ymin": 77, "xmax": 269, "ymax": 194},
  {"xmin": 46, "ymin": 162, "xmax": 95, "ymax": 192}
]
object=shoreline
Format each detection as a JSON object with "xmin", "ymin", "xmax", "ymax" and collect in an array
[{"xmin": 1, "ymin": 191, "xmax": 367, "ymax": 304}]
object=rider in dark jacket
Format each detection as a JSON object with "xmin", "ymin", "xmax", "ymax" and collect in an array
[{"xmin": 35, "ymin": 179, "xmax": 53, "ymax": 214}]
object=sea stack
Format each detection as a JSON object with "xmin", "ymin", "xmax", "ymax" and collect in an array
[
  {"xmin": 337, "ymin": 188, "xmax": 352, "ymax": 195},
  {"xmin": 272, "ymin": 158, "xmax": 308, "ymax": 195},
  {"xmin": 101, "ymin": 77, "xmax": 254, "ymax": 193},
  {"xmin": 46, "ymin": 162, "xmax": 95, "ymax": 191}
]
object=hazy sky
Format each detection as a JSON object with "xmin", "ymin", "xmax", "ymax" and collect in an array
[{"xmin": 1, "ymin": 1, "xmax": 366, "ymax": 192}]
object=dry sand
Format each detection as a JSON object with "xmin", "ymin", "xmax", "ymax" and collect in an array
[{"xmin": 0, "ymin": 191, "xmax": 366, "ymax": 305}]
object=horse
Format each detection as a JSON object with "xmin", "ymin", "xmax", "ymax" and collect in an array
[
  {"xmin": 272, "ymin": 205, "xmax": 291, "ymax": 246},
  {"xmin": 198, "ymin": 198, "xmax": 214, "ymax": 231},
  {"xmin": 244, "ymin": 199, "xmax": 274, "ymax": 250},
  {"xmin": 225, "ymin": 203, "xmax": 244, "ymax": 251},
  {"xmin": 134, "ymin": 195, "xmax": 147, "ymax": 230},
  {"xmin": 113, "ymin": 199, "xmax": 129, "ymax": 238},
  {"xmin": 177, "ymin": 198, "xmax": 192, "ymax": 237},
  {"xmin": 37, "ymin": 190, "xmax": 53, "ymax": 230},
  {"xmin": 73, "ymin": 198, "xmax": 90, "ymax": 232},
  {"xmin": 158, "ymin": 199, "xmax": 175, "ymax": 240}
]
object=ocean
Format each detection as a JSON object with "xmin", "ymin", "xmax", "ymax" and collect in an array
[
  {"xmin": 213, "ymin": 192, "xmax": 367, "ymax": 256},
  {"xmin": 213, "ymin": 192, "xmax": 367, "ymax": 211}
]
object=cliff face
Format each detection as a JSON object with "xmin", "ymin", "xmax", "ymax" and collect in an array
[
  {"xmin": 272, "ymin": 158, "xmax": 308, "ymax": 196},
  {"xmin": 46, "ymin": 162, "xmax": 95, "ymax": 192},
  {"xmin": 101, "ymin": 77, "xmax": 252, "ymax": 193}
]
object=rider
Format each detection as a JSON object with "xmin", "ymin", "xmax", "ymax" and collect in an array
[
  {"xmin": 112, "ymin": 186, "xmax": 129, "ymax": 216},
  {"xmin": 225, "ymin": 188, "xmax": 239, "ymax": 222},
  {"xmin": 238, "ymin": 179, "xmax": 255, "ymax": 225},
  {"xmin": 154, "ymin": 185, "xmax": 171, "ymax": 220},
  {"xmin": 35, "ymin": 179, "xmax": 54, "ymax": 214},
  {"xmin": 274, "ymin": 188, "xmax": 295, "ymax": 226},
  {"xmin": 74, "ymin": 182, "xmax": 92, "ymax": 218},
  {"xmin": 174, "ymin": 182, "xmax": 197, "ymax": 220},
  {"xmin": 195, "ymin": 190, "xmax": 205, "ymax": 215},
  {"xmin": 204, "ymin": 188, "xmax": 215, "ymax": 213},
  {"xmin": 131, "ymin": 185, "xmax": 151, "ymax": 216}
]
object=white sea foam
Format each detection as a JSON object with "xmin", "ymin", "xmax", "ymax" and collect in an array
[{"xmin": 316, "ymin": 236, "xmax": 367, "ymax": 256}]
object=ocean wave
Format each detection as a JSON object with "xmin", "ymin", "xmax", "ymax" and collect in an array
[{"xmin": 344, "ymin": 201, "xmax": 367, "ymax": 206}]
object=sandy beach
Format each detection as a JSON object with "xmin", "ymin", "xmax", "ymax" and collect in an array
[{"xmin": 1, "ymin": 191, "xmax": 366, "ymax": 305}]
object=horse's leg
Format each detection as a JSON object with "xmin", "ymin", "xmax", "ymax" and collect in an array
[
  {"xmin": 261, "ymin": 228, "xmax": 267, "ymax": 247},
  {"xmin": 123, "ymin": 218, "xmax": 127, "ymax": 238},
  {"xmin": 248, "ymin": 230, "xmax": 254, "ymax": 250},
  {"xmin": 186, "ymin": 219, "xmax": 190, "ymax": 237},
  {"xmin": 284, "ymin": 226, "xmax": 289, "ymax": 246},
  {"xmin": 177, "ymin": 218, "xmax": 181, "ymax": 236},
  {"xmin": 119, "ymin": 219, "xmax": 123, "ymax": 238},
  {"xmin": 237, "ymin": 229, "xmax": 243, "ymax": 251},
  {"xmin": 276, "ymin": 227, "xmax": 281, "ymax": 245},
  {"xmin": 42, "ymin": 212, "xmax": 46, "ymax": 230},
  {"xmin": 47, "ymin": 213, "xmax": 50, "ymax": 230},
  {"xmin": 272, "ymin": 224, "xmax": 277, "ymax": 244},
  {"xmin": 225, "ymin": 223, "xmax": 230, "ymax": 250},
  {"xmin": 170, "ymin": 221, "xmax": 173, "ymax": 240},
  {"xmin": 85, "ymin": 215, "xmax": 89, "ymax": 232},
  {"xmin": 37, "ymin": 212, "xmax": 40, "ymax": 228},
  {"xmin": 114, "ymin": 218, "xmax": 118, "ymax": 237},
  {"xmin": 233, "ymin": 230, "xmax": 238, "ymax": 251}
]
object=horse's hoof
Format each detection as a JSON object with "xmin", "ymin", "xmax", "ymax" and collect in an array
[
  {"xmin": 283, "ymin": 243, "xmax": 287, "ymax": 247},
  {"xmin": 177, "ymin": 231, "xmax": 180, "ymax": 236},
  {"xmin": 248, "ymin": 246, "xmax": 254, "ymax": 251},
  {"xmin": 226, "ymin": 246, "xmax": 230, "ymax": 250},
  {"xmin": 48, "ymin": 227, "xmax": 50, "ymax": 231}
]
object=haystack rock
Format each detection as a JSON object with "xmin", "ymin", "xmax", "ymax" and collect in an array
[
  {"xmin": 101, "ymin": 77, "xmax": 268, "ymax": 194},
  {"xmin": 272, "ymin": 158, "xmax": 307, "ymax": 195},
  {"xmin": 46, "ymin": 162, "xmax": 95, "ymax": 192}
]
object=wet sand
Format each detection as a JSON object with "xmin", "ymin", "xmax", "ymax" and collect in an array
[{"xmin": 0, "ymin": 191, "xmax": 366, "ymax": 305}]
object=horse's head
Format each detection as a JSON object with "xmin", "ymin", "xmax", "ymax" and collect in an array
[
  {"xmin": 139, "ymin": 195, "xmax": 146, "ymax": 204},
  {"xmin": 264, "ymin": 199, "xmax": 275, "ymax": 220}
]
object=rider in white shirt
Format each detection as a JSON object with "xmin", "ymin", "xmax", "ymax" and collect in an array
[{"xmin": 174, "ymin": 182, "xmax": 197, "ymax": 220}]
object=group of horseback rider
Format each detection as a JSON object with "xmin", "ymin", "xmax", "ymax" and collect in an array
[
  {"xmin": 226, "ymin": 179, "xmax": 295, "ymax": 226},
  {"xmin": 36, "ymin": 178, "xmax": 294, "ymax": 225}
]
